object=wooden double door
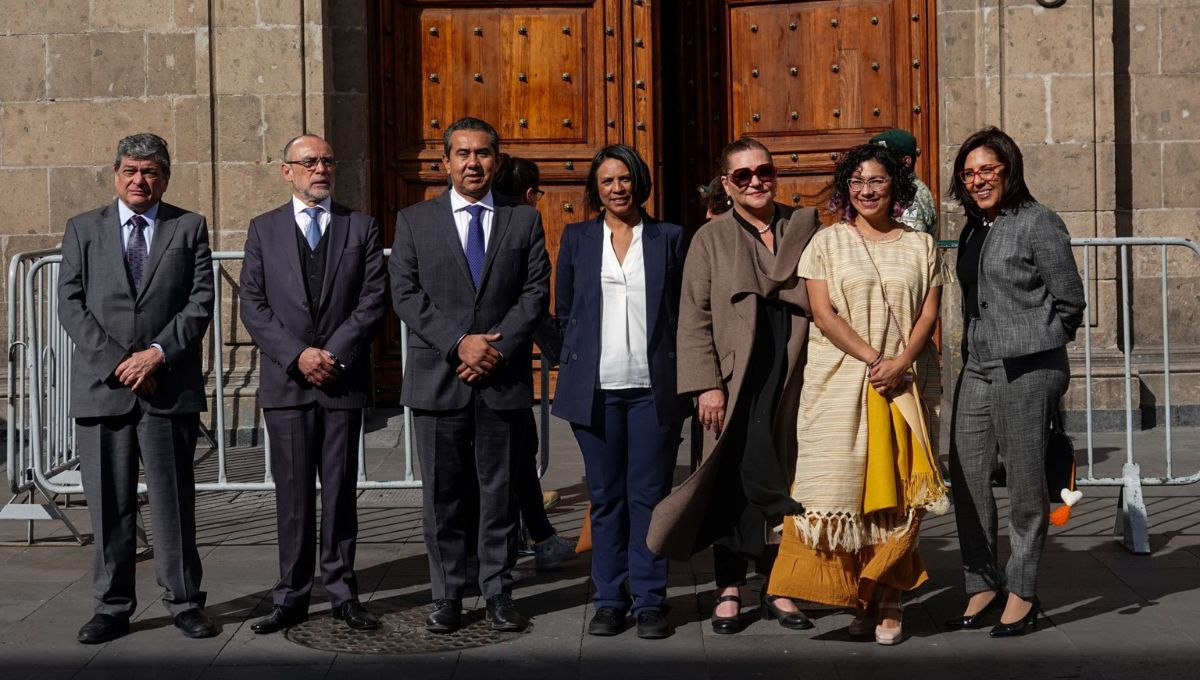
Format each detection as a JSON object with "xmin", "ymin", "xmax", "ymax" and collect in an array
[{"xmin": 371, "ymin": 0, "xmax": 938, "ymax": 398}]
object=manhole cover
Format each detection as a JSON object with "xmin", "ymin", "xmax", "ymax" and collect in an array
[{"xmin": 285, "ymin": 603, "xmax": 529, "ymax": 655}]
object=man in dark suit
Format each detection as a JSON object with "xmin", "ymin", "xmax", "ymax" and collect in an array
[
  {"xmin": 390, "ymin": 117, "xmax": 551, "ymax": 633},
  {"xmin": 58, "ymin": 133, "xmax": 217, "ymax": 643},
  {"xmin": 239, "ymin": 134, "xmax": 387, "ymax": 634}
]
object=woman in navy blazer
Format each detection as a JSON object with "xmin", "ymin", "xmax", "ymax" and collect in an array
[{"xmin": 553, "ymin": 144, "xmax": 687, "ymax": 639}]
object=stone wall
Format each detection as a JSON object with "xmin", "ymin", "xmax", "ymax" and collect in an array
[
  {"xmin": 937, "ymin": 0, "xmax": 1200, "ymax": 428},
  {"xmin": 0, "ymin": 1, "xmax": 372, "ymax": 440}
]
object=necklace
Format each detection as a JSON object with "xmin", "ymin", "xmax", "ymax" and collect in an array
[{"xmin": 755, "ymin": 222, "xmax": 771, "ymax": 235}]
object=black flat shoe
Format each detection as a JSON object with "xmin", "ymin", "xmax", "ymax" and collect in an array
[
  {"xmin": 174, "ymin": 608, "xmax": 218, "ymax": 638},
  {"xmin": 485, "ymin": 593, "xmax": 527, "ymax": 632},
  {"xmin": 425, "ymin": 599, "xmax": 462, "ymax": 634},
  {"xmin": 251, "ymin": 606, "xmax": 308, "ymax": 634},
  {"xmin": 333, "ymin": 599, "xmax": 379, "ymax": 631},
  {"xmin": 945, "ymin": 591, "xmax": 1004, "ymax": 630},
  {"xmin": 710, "ymin": 593, "xmax": 742, "ymax": 635},
  {"xmin": 588, "ymin": 607, "xmax": 626, "ymax": 636},
  {"xmin": 761, "ymin": 595, "xmax": 814, "ymax": 630},
  {"xmin": 77, "ymin": 614, "xmax": 129, "ymax": 644},
  {"xmin": 635, "ymin": 609, "xmax": 671, "ymax": 639},
  {"xmin": 989, "ymin": 598, "xmax": 1040, "ymax": 637}
]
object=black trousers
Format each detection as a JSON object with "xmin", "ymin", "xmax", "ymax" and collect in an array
[
  {"xmin": 77, "ymin": 407, "xmax": 205, "ymax": 618},
  {"xmin": 413, "ymin": 396, "xmax": 521, "ymax": 601},
  {"xmin": 515, "ymin": 408, "xmax": 554, "ymax": 543},
  {"xmin": 263, "ymin": 404, "xmax": 362, "ymax": 609}
]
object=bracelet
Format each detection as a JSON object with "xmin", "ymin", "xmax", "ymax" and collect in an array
[{"xmin": 868, "ymin": 352, "xmax": 884, "ymax": 368}]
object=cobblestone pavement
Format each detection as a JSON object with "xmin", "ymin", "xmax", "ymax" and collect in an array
[{"xmin": 2, "ymin": 418, "xmax": 1199, "ymax": 679}]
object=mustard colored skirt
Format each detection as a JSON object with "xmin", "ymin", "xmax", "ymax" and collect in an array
[{"xmin": 767, "ymin": 514, "xmax": 927, "ymax": 608}]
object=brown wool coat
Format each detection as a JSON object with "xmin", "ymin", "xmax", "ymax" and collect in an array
[{"xmin": 647, "ymin": 204, "xmax": 820, "ymax": 560}]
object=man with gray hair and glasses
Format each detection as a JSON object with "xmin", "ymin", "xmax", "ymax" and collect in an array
[{"xmin": 58, "ymin": 133, "xmax": 216, "ymax": 643}]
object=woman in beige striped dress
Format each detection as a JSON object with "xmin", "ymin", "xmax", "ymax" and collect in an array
[{"xmin": 767, "ymin": 144, "xmax": 950, "ymax": 645}]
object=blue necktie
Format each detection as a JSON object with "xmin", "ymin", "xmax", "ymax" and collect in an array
[
  {"xmin": 126, "ymin": 214, "xmax": 148, "ymax": 291},
  {"xmin": 302, "ymin": 206, "xmax": 323, "ymax": 249},
  {"xmin": 464, "ymin": 204, "xmax": 486, "ymax": 288}
]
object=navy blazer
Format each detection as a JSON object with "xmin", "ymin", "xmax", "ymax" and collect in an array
[{"xmin": 552, "ymin": 215, "xmax": 688, "ymax": 429}]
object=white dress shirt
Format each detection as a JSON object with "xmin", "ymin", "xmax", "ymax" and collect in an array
[
  {"xmin": 598, "ymin": 221, "xmax": 651, "ymax": 389},
  {"xmin": 449, "ymin": 188, "xmax": 495, "ymax": 251},
  {"xmin": 116, "ymin": 199, "xmax": 165, "ymax": 359},
  {"xmin": 117, "ymin": 199, "xmax": 159, "ymax": 253},
  {"xmin": 292, "ymin": 196, "xmax": 332, "ymax": 239}
]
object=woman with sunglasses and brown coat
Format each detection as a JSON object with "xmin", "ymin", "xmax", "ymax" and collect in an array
[{"xmin": 647, "ymin": 137, "xmax": 819, "ymax": 634}]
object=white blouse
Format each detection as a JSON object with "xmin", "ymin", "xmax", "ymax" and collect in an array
[{"xmin": 598, "ymin": 221, "xmax": 651, "ymax": 389}]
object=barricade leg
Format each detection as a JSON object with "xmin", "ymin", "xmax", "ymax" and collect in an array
[{"xmin": 1114, "ymin": 462, "xmax": 1150, "ymax": 554}]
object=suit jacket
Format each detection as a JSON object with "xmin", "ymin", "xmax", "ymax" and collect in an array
[
  {"xmin": 958, "ymin": 200, "xmax": 1085, "ymax": 362},
  {"xmin": 239, "ymin": 201, "xmax": 387, "ymax": 409},
  {"xmin": 551, "ymin": 215, "xmax": 688, "ymax": 428},
  {"xmin": 389, "ymin": 190, "xmax": 551, "ymax": 411},
  {"xmin": 58, "ymin": 201, "xmax": 214, "ymax": 418}
]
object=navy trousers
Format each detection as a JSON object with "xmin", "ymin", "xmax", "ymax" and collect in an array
[{"xmin": 572, "ymin": 389, "xmax": 680, "ymax": 615}]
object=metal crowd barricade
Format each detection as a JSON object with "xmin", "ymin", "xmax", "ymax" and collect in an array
[
  {"xmin": 4, "ymin": 248, "xmax": 553, "ymax": 542},
  {"xmin": 939, "ymin": 236, "xmax": 1200, "ymax": 555}
]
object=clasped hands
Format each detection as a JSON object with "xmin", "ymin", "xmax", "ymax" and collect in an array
[
  {"xmin": 455, "ymin": 332, "xmax": 503, "ymax": 385},
  {"xmin": 868, "ymin": 356, "xmax": 911, "ymax": 397},
  {"xmin": 297, "ymin": 347, "xmax": 341, "ymax": 387},
  {"xmin": 114, "ymin": 348, "xmax": 164, "ymax": 397}
]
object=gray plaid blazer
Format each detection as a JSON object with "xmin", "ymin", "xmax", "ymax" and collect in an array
[
  {"xmin": 958, "ymin": 200, "xmax": 1085, "ymax": 361},
  {"xmin": 58, "ymin": 201, "xmax": 214, "ymax": 418}
]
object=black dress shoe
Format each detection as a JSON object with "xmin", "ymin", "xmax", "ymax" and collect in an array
[
  {"xmin": 761, "ymin": 595, "xmax": 814, "ymax": 630},
  {"xmin": 174, "ymin": 608, "xmax": 218, "ymax": 639},
  {"xmin": 711, "ymin": 594, "xmax": 742, "ymax": 635},
  {"xmin": 990, "ymin": 598, "xmax": 1040, "ymax": 638},
  {"xmin": 251, "ymin": 606, "xmax": 308, "ymax": 634},
  {"xmin": 635, "ymin": 609, "xmax": 671, "ymax": 639},
  {"xmin": 485, "ymin": 593, "xmax": 527, "ymax": 632},
  {"xmin": 945, "ymin": 591, "xmax": 1004, "ymax": 631},
  {"xmin": 587, "ymin": 607, "xmax": 626, "ymax": 636},
  {"xmin": 425, "ymin": 599, "xmax": 462, "ymax": 634},
  {"xmin": 77, "ymin": 614, "xmax": 129, "ymax": 644},
  {"xmin": 333, "ymin": 600, "xmax": 379, "ymax": 631}
]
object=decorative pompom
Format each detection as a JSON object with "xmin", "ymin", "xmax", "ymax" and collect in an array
[{"xmin": 1049, "ymin": 504, "xmax": 1073, "ymax": 527}]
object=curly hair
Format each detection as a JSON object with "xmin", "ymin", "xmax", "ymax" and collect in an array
[{"xmin": 826, "ymin": 143, "xmax": 917, "ymax": 223}]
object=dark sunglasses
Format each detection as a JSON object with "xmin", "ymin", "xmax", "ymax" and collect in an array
[{"xmin": 726, "ymin": 163, "xmax": 777, "ymax": 188}]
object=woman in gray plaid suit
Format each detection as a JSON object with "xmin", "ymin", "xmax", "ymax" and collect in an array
[{"xmin": 946, "ymin": 127, "xmax": 1085, "ymax": 638}]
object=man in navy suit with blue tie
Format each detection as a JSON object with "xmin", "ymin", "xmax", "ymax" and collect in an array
[
  {"xmin": 390, "ymin": 117, "xmax": 551, "ymax": 633},
  {"xmin": 239, "ymin": 134, "xmax": 387, "ymax": 634}
]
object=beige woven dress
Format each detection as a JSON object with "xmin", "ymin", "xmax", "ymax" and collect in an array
[{"xmin": 769, "ymin": 221, "xmax": 950, "ymax": 607}]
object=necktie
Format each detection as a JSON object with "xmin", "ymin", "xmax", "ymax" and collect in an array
[
  {"xmin": 126, "ymin": 214, "xmax": 148, "ymax": 291},
  {"xmin": 302, "ymin": 206, "xmax": 323, "ymax": 249},
  {"xmin": 464, "ymin": 204, "xmax": 486, "ymax": 288}
]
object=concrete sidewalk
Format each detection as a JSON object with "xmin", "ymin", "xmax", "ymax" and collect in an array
[{"xmin": 2, "ymin": 418, "xmax": 1200, "ymax": 679}]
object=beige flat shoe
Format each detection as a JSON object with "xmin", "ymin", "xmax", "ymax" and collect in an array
[{"xmin": 875, "ymin": 602, "xmax": 904, "ymax": 645}]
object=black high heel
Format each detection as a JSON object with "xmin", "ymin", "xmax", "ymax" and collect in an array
[
  {"xmin": 711, "ymin": 593, "xmax": 742, "ymax": 635},
  {"xmin": 989, "ymin": 597, "xmax": 1040, "ymax": 637},
  {"xmin": 945, "ymin": 590, "xmax": 1004, "ymax": 630},
  {"xmin": 761, "ymin": 595, "xmax": 814, "ymax": 630}
]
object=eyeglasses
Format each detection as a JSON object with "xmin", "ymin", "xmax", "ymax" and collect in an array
[
  {"xmin": 284, "ymin": 157, "xmax": 338, "ymax": 170},
  {"xmin": 531, "ymin": 188, "xmax": 546, "ymax": 199},
  {"xmin": 726, "ymin": 163, "xmax": 777, "ymax": 188},
  {"xmin": 848, "ymin": 177, "xmax": 891, "ymax": 193},
  {"xmin": 958, "ymin": 164, "xmax": 1004, "ymax": 183}
]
